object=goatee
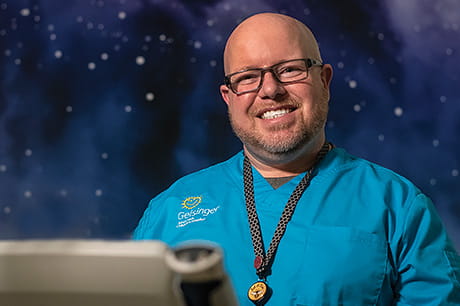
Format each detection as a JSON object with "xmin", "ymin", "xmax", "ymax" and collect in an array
[{"xmin": 229, "ymin": 100, "xmax": 328, "ymax": 158}]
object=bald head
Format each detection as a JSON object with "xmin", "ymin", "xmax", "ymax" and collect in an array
[{"xmin": 223, "ymin": 13, "xmax": 322, "ymax": 74}]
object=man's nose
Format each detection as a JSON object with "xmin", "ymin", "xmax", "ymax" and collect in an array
[{"xmin": 258, "ymin": 71, "xmax": 287, "ymax": 99}]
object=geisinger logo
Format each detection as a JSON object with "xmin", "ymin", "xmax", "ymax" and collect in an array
[
  {"xmin": 176, "ymin": 195, "xmax": 220, "ymax": 228},
  {"xmin": 181, "ymin": 196, "xmax": 202, "ymax": 209}
]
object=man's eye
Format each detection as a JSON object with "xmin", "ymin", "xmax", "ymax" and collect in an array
[
  {"xmin": 234, "ymin": 73, "xmax": 259, "ymax": 85},
  {"xmin": 279, "ymin": 66, "xmax": 304, "ymax": 76}
]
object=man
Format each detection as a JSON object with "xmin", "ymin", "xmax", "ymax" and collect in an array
[{"xmin": 134, "ymin": 13, "xmax": 460, "ymax": 305}]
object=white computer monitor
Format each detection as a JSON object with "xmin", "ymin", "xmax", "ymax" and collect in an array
[{"xmin": 0, "ymin": 240, "xmax": 185, "ymax": 306}]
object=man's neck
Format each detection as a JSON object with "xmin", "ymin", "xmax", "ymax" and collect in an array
[{"xmin": 244, "ymin": 137, "xmax": 326, "ymax": 178}]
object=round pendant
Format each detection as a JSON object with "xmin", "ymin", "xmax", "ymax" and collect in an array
[
  {"xmin": 247, "ymin": 281, "xmax": 272, "ymax": 305},
  {"xmin": 254, "ymin": 255, "xmax": 263, "ymax": 269}
]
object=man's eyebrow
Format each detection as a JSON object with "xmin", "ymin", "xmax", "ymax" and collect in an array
[
  {"xmin": 232, "ymin": 59, "xmax": 293, "ymax": 73},
  {"xmin": 232, "ymin": 65, "xmax": 262, "ymax": 72}
]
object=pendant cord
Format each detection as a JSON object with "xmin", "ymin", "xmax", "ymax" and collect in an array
[{"xmin": 243, "ymin": 142, "xmax": 333, "ymax": 279}]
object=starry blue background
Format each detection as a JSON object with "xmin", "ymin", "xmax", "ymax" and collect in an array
[{"xmin": 1, "ymin": 0, "xmax": 459, "ymax": 247}]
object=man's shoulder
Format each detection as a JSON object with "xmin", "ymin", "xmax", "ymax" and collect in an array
[
  {"xmin": 164, "ymin": 151, "xmax": 243, "ymax": 192},
  {"xmin": 324, "ymin": 147, "xmax": 423, "ymax": 194},
  {"xmin": 316, "ymin": 147, "xmax": 432, "ymax": 217}
]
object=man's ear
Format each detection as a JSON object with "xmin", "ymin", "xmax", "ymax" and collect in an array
[
  {"xmin": 220, "ymin": 84, "xmax": 231, "ymax": 106},
  {"xmin": 320, "ymin": 64, "xmax": 333, "ymax": 90},
  {"xmin": 320, "ymin": 64, "xmax": 333, "ymax": 102}
]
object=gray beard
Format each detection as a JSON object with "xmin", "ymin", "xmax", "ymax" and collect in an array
[{"xmin": 229, "ymin": 102, "xmax": 328, "ymax": 158}]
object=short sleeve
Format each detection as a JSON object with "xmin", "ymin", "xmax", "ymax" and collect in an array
[{"xmin": 395, "ymin": 193, "xmax": 460, "ymax": 305}]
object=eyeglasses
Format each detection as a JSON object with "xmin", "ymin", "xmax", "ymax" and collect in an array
[{"xmin": 224, "ymin": 58, "xmax": 323, "ymax": 95}]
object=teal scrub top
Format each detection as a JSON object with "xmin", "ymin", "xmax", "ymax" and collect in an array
[{"xmin": 133, "ymin": 148, "xmax": 460, "ymax": 305}]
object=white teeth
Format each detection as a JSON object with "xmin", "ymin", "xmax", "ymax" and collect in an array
[{"xmin": 261, "ymin": 109, "xmax": 291, "ymax": 119}]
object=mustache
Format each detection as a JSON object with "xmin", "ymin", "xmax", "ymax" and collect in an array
[{"xmin": 249, "ymin": 97, "xmax": 302, "ymax": 117}]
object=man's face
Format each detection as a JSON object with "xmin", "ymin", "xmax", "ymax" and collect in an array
[{"xmin": 220, "ymin": 19, "xmax": 333, "ymax": 162}]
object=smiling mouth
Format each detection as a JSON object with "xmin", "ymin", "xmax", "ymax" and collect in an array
[{"xmin": 259, "ymin": 107, "xmax": 295, "ymax": 119}]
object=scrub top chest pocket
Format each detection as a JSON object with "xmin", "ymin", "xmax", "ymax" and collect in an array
[{"xmin": 294, "ymin": 226, "xmax": 389, "ymax": 306}]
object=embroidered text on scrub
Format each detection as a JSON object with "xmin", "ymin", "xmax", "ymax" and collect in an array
[{"xmin": 178, "ymin": 206, "xmax": 220, "ymax": 219}]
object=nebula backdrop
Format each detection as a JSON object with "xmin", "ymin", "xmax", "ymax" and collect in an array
[{"xmin": 0, "ymin": 0, "xmax": 459, "ymax": 247}]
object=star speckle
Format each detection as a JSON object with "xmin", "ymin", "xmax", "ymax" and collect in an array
[
  {"xmin": 3, "ymin": 206, "xmax": 11, "ymax": 214},
  {"xmin": 118, "ymin": 11, "xmax": 127, "ymax": 20},
  {"xmin": 394, "ymin": 107, "xmax": 404, "ymax": 117},
  {"xmin": 19, "ymin": 8, "xmax": 30, "ymax": 16},
  {"xmin": 135, "ymin": 56, "xmax": 145, "ymax": 65},
  {"xmin": 146, "ymin": 92, "xmax": 155, "ymax": 101},
  {"xmin": 194, "ymin": 41, "xmax": 202, "ymax": 49}
]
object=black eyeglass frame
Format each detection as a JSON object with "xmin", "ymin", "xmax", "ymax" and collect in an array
[{"xmin": 224, "ymin": 58, "xmax": 323, "ymax": 95}]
